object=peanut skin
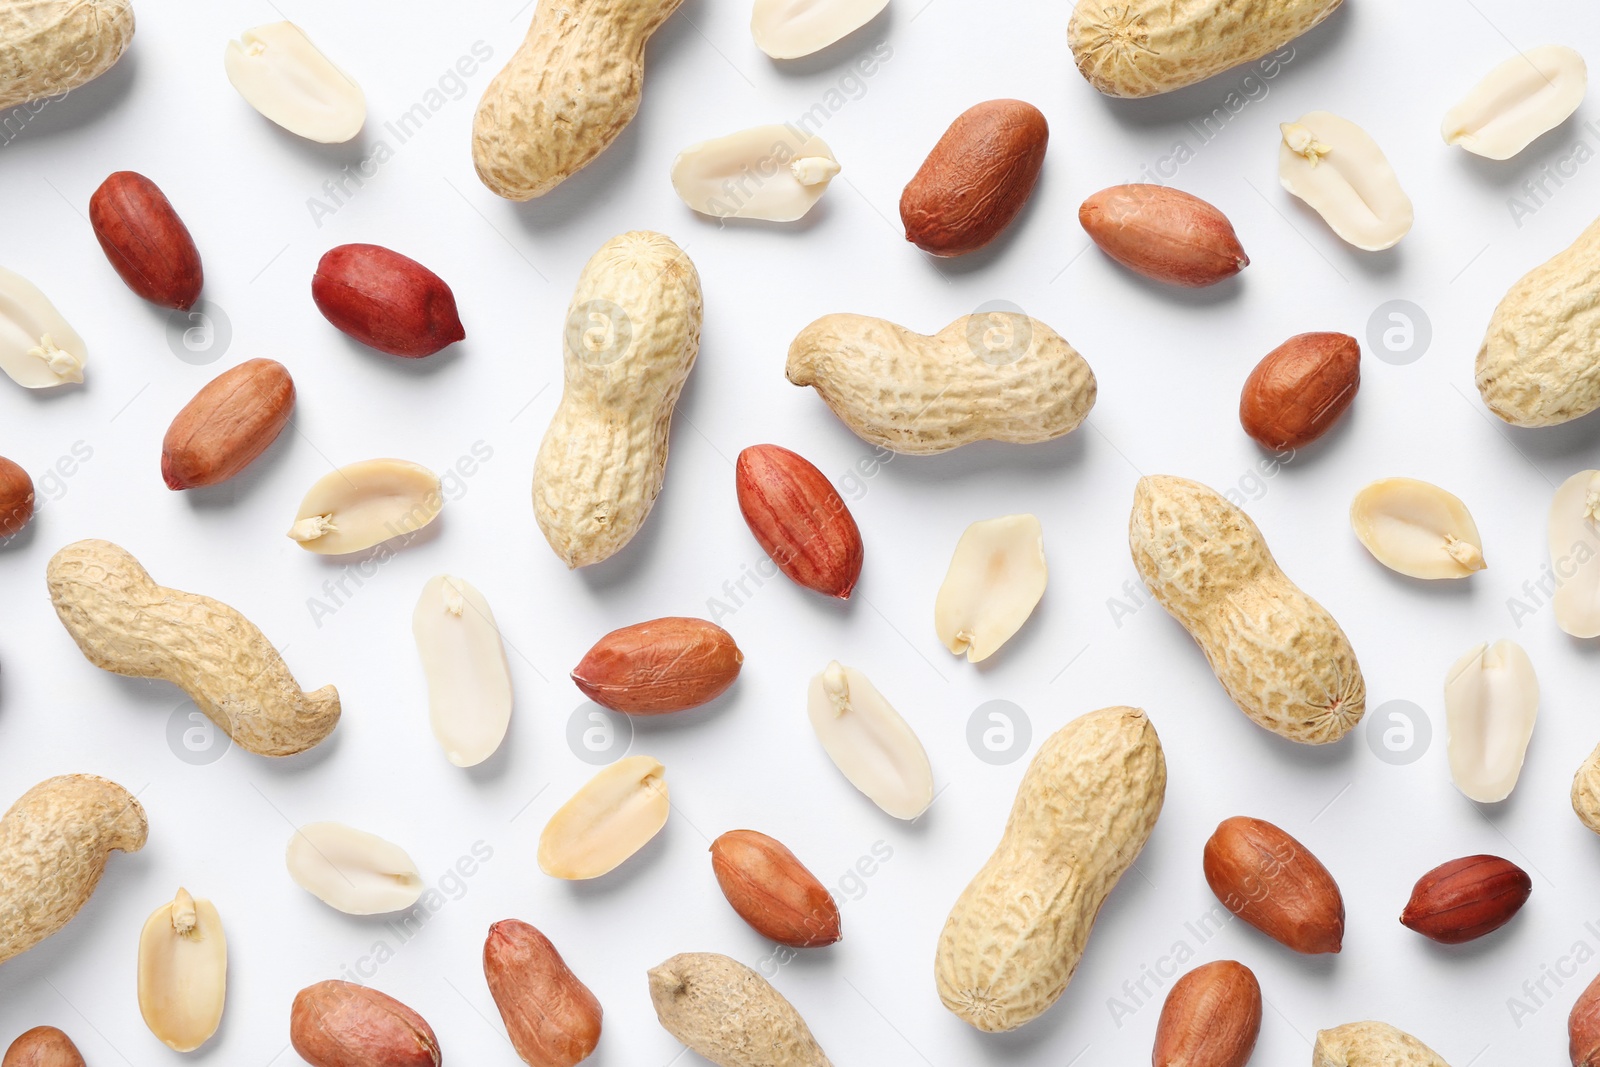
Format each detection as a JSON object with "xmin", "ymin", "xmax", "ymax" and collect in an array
[
  {"xmin": 1239, "ymin": 332, "xmax": 1360, "ymax": 450},
  {"xmin": 2, "ymin": 1027, "xmax": 86, "ymax": 1067},
  {"xmin": 900, "ymin": 100, "xmax": 1048, "ymax": 257},
  {"xmin": 1079, "ymin": 185, "xmax": 1247, "ymax": 287}
]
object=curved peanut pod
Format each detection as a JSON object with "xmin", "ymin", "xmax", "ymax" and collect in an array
[
  {"xmin": 786, "ymin": 312, "xmax": 1096, "ymax": 455},
  {"xmin": 46, "ymin": 539, "xmax": 340, "ymax": 756},
  {"xmin": 1130, "ymin": 475, "xmax": 1365, "ymax": 743},
  {"xmin": 0, "ymin": 775, "xmax": 148, "ymax": 965}
]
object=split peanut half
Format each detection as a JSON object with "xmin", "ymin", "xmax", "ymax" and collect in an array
[
  {"xmin": 1549, "ymin": 470, "xmax": 1600, "ymax": 638},
  {"xmin": 934, "ymin": 514, "xmax": 1047, "ymax": 662},
  {"xmin": 807, "ymin": 662, "xmax": 933, "ymax": 819},
  {"xmin": 285, "ymin": 822, "xmax": 424, "ymax": 915},
  {"xmin": 137, "ymin": 888, "xmax": 227, "ymax": 1052},
  {"xmin": 0, "ymin": 266, "xmax": 86, "ymax": 388},
  {"xmin": 671, "ymin": 125, "xmax": 839, "ymax": 221},
  {"xmin": 751, "ymin": 0, "xmax": 888, "ymax": 58},
  {"xmin": 224, "ymin": 23, "xmax": 366, "ymax": 143},
  {"xmin": 288, "ymin": 459, "xmax": 442, "ymax": 554},
  {"xmin": 413, "ymin": 575, "xmax": 513, "ymax": 767},
  {"xmin": 539, "ymin": 756, "xmax": 669, "ymax": 879},
  {"xmin": 1443, "ymin": 45, "xmax": 1586, "ymax": 160},
  {"xmin": 1279, "ymin": 111, "xmax": 1413, "ymax": 250},
  {"xmin": 1349, "ymin": 478, "xmax": 1486, "ymax": 579},
  {"xmin": 1445, "ymin": 640, "xmax": 1538, "ymax": 804}
]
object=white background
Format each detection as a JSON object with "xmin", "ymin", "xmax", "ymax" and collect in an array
[{"xmin": 1, "ymin": 1, "xmax": 1598, "ymax": 1064}]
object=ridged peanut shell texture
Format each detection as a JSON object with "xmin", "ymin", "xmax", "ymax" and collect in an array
[
  {"xmin": 1130, "ymin": 476, "xmax": 1365, "ymax": 744},
  {"xmin": 0, "ymin": 775, "xmax": 148, "ymax": 964},
  {"xmin": 473, "ymin": 0, "xmax": 683, "ymax": 199},
  {"xmin": 1313, "ymin": 1021, "xmax": 1449, "ymax": 1067},
  {"xmin": 0, "ymin": 0, "xmax": 135, "ymax": 110},
  {"xmin": 1068, "ymin": 0, "xmax": 1342, "ymax": 98},
  {"xmin": 1477, "ymin": 213, "xmax": 1600, "ymax": 426},
  {"xmin": 735, "ymin": 444, "xmax": 863, "ymax": 598},
  {"xmin": 47, "ymin": 539, "xmax": 340, "ymax": 756},
  {"xmin": 89, "ymin": 171, "xmax": 203, "ymax": 310},
  {"xmin": 162, "ymin": 358, "xmax": 295, "ymax": 490},
  {"xmin": 786, "ymin": 311, "xmax": 1095, "ymax": 454},
  {"xmin": 533, "ymin": 231, "xmax": 702, "ymax": 568},
  {"xmin": 936, "ymin": 706, "xmax": 1166, "ymax": 1032},
  {"xmin": 1204, "ymin": 816, "xmax": 1344, "ymax": 954},
  {"xmin": 648, "ymin": 952, "xmax": 832, "ymax": 1067},
  {"xmin": 900, "ymin": 99, "xmax": 1048, "ymax": 257}
]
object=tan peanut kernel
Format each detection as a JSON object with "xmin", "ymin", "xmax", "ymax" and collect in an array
[
  {"xmin": 671, "ymin": 126, "xmax": 839, "ymax": 221},
  {"xmin": 224, "ymin": 22, "xmax": 365, "ymax": 143},
  {"xmin": 1349, "ymin": 477, "xmax": 1486, "ymax": 580},
  {"xmin": 539, "ymin": 756, "xmax": 669, "ymax": 879},
  {"xmin": 807, "ymin": 661, "xmax": 933, "ymax": 820},
  {"xmin": 0, "ymin": 266, "xmax": 87, "ymax": 388},
  {"xmin": 288, "ymin": 458, "xmax": 442, "ymax": 555},
  {"xmin": 934, "ymin": 514, "xmax": 1047, "ymax": 663},
  {"xmin": 286, "ymin": 823, "xmax": 424, "ymax": 915},
  {"xmin": 751, "ymin": 0, "xmax": 886, "ymax": 58},
  {"xmin": 1445, "ymin": 640, "xmax": 1538, "ymax": 804},
  {"xmin": 1549, "ymin": 470, "xmax": 1600, "ymax": 637},
  {"xmin": 1443, "ymin": 45, "xmax": 1586, "ymax": 160},
  {"xmin": 1278, "ymin": 111, "xmax": 1413, "ymax": 250},
  {"xmin": 413, "ymin": 575, "xmax": 513, "ymax": 768},
  {"xmin": 137, "ymin": 888, "xmax": 227, "ymax": 1052}
]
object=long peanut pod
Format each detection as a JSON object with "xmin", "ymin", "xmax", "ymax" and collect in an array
[
  {"xmin": 785, "ymin": 312, "xmax": 1096, "ymax": 455},
  {"xmin": 47, "ymin": 539, "xmax": 340, "ymax": 756},
  {"xmin": 0, "ymin": 775, "xmax": 148, "ymax": 964},
  {"xmin": 472, "ymin": 0, "xmax": 684, "ymax": 200}
]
